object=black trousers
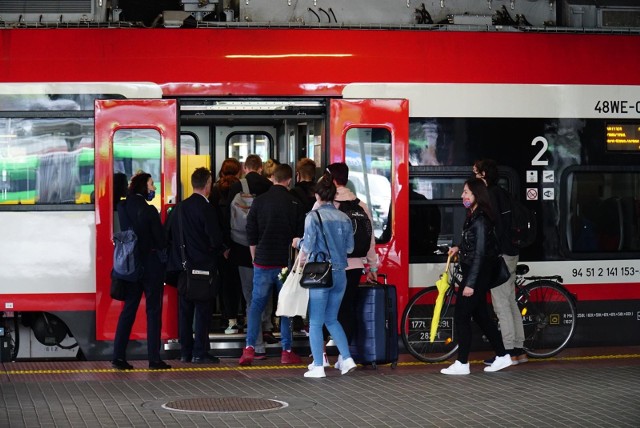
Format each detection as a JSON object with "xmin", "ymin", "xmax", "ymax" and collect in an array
[
  {"xmin": 454, "ymin": 282, "xmax": 506, "ymax": 364},
  {"xmin": 179, "ymin": 295, "xmax": 212, "ymax": 359},
  {"xmin": 113, "ymin": 253, "xmax": 165, "ymax": 363},
  {"xmin": 218, "ymin": 256, "xmax": 242, "ymax": 320},
  {"xmin": 324, "ymin": 268, "xmax": 362, "ymax": 343}
]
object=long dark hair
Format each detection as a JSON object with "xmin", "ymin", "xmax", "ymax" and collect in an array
[{"xmin": 465, "ymin": 177, "xmax": 495, "ymax": 223}]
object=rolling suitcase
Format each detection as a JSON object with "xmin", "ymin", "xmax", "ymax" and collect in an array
[{"xmin": 349, "ymin": 275, "xmax": 399, "ymax": 369}]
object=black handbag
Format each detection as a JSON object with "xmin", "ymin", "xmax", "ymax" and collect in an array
[
  {"xmin": 110, "ymin": 273, "xmax": 128, "ymax": 301},
  {"xmin": 177, "ymin": 268, "xmax": 218, "ymax": 301},
  {"xmin": 300, "ymin": 211, "xmax": 333, "ymax": 289},
  {"xmin": 176, "ymin": 203, "xmax": 219, "ymax": 301},
  {"xmin": 490, "ymin": 256, "xmax": 511, "ymax": 289}
]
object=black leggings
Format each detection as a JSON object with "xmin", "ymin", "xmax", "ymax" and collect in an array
[{"xmin": 454, "ymin": 284, "xmax": 506, "ymax": 364}]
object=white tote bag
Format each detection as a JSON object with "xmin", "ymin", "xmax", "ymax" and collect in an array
[{"xmin": 276, "ymin": 253, "xmax": 309, "ymax": 317}]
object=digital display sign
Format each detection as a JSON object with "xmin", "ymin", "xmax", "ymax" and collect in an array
[{"xmin": 606, "ymin": 124, "xmax": 640, "ymax": 151}]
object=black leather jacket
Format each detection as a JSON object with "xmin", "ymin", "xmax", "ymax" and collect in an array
[{"xmin": 458, "ymin": 208, "xmax": 499, "ymax": 290}]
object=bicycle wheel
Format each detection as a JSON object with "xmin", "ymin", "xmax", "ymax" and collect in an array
[
  {"xmin": 401, "ymin": 286, "xmax": 458, "ymax": 363},
  {"xmin": 518, "ymin": 280, "xmax": 576, "ymax": 358}
]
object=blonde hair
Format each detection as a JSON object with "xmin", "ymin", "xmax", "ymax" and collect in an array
[{"xmin": 262, "ymin": 158, "xmax": 280, "ymax": 178}]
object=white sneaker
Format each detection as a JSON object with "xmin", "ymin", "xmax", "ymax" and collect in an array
[
  {"xmin": 484, "ymin": 354, "xmax": 513, "ymax": 372},
  {"xmin": 334, "ymin": 354, "xmax": 343, "ymax": 371},
  {"xmin": 440, "ymin": 360, "xmax": 470, "ymax": 375},
  {"xmin": 225, "ymin": 325, "xmax": 239, "ymax": 335},
  {"xmin": 326, "ymin": 339, "xmax": 336, "ymax": 347},
  {"xmin": 304, "ymin": 365, "xmax": 326, "ymax": 378},
  {"xmin": 308, "ymin": 353, "xmax": 330, "ymax": 370},
  {"xmin": 340, "ymin": 357, "xmax": 357, "ymax": 375}
]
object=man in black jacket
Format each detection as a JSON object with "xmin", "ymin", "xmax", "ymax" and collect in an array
[
  {"xmin": 290, "ymin": 157, "xmax": 316, "ymax": 214},
  {"xmin": 168, "ymin": 167, "xmax": 224, "ymax": 364},
  {"xmin": 239, "ymin": 164, "xmax": 305, "ymax": 365}
]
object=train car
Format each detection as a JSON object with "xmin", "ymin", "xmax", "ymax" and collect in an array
[{"xmin": 0, "ymin": 27, "xmax": 639, "ymax": 360}]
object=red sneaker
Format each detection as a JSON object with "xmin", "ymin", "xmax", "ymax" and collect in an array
[
  {"xmin": 239, "ymin": 347, "xmax": 255, "ymax": 366},
  {"xmin": 281, "ymin": 350, "xmax": 302, "ymax": 364}
]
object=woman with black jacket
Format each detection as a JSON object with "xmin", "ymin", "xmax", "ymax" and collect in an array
[
  {"xmin": 112, "ymin": 172, "xmax": 170, "ymax": 370},
  {"xmin": 442, "ymin": 177, "xmax": 512, "ymax": 375}
]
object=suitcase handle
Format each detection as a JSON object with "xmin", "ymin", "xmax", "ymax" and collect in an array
[{"xmin": 367, "ymin": 273, "xmax": 387, "ymax": 285}]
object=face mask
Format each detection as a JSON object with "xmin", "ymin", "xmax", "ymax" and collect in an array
[
  {"xmin": 146, "ymin": 190, "xmax": 155, "ymax": 201},
  {"xmin": 462, "ymin": 198, "xmax": 473, "ymax": 209}
]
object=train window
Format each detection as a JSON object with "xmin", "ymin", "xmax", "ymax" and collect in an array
[
  {"xmin": 409, "ymin": 175, "xmax": 467, "ymax": 260},
  {"xmin": 227, "ymin": 132, "xmax": 271, "ymax": 163},
  {"xmin": 0, "ymin": 93, "xmax": 125, "ymax": 112},
  {"xmin": 409, "ymin": 119, "xmax": 440, "ymax": 166},
  {"xmin": 566, "ymin": 169, "xmax": 640, "ymax": 254},
  {"xmin": 0, "ymin": 117, "xmax": 93, "ymax": 205},
  {"xmin": 344, "ymin": 127, "xmax": 391, "ymax": 241},
  {"xmin": 113, "ymin": 128, "xmax": 161, "ymax": 209},
  {"xmin": 180, "ymin": 133, "xmax": 197, "ymax": 155}
]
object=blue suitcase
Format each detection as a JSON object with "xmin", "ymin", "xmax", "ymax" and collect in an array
[{"xmin": 349, "ymin": 278, "xmax": 399, "ymax": 369}]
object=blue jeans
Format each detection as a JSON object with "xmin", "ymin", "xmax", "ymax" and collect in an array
[
  {"xmin": 308, "ymin": 269, "xmax": 351, "ymax": 366},
  {"xmin": 246, "ymin": 266, "xmax": 292, "ymax": 351}
]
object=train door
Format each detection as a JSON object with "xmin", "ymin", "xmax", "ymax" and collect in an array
[
  {"xmin": 329, "ymin": 99, "xmax": 409, "ymax": 318},
  {"xmin": 94, "ymin": 99, "xmax": 179, "ymax": 343}
]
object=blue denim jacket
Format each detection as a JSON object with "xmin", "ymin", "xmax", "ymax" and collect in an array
[{"xmin": 301, "ymin": 203, "xmax": 354, "ymax": 270}]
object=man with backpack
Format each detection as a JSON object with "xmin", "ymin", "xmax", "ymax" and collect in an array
[
  {"xmin": 474, "ymin": 159, "xmax": 528, "ymax": 366},
  {"xmin": 227, "ymin": 154, "xmax": 272, "ymax": 358},
  {"xmin": 323, "ymin": 162, "xmax": 379, "ymax": 369}
]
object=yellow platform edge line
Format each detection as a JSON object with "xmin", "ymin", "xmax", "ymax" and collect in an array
[{"xmin": 3, "ymin": 354, "xmax": 639, "ymax": 375}]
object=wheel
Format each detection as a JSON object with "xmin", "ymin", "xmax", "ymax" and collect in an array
[
  {"xmin": 518, "ymin": 280, "xmax": 576, "ymax": 358},
  {"xmin": 401, "ymin": 286, "xmax": 458, "ymax": 363},
  {"xmin": 391, "ymin": 361, "xmax": 397, "ymax": 369}
]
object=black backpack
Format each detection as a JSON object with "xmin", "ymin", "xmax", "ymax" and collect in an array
[
  {"xmin": 497, "ymin": 187, "xmax": 537, "ymax": 249},
  {"xmin": 337, "ymin": 199, "xmax": 373, "ymax": 258}
]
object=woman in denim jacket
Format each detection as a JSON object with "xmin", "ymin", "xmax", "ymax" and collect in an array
[{"xmin": 293, "ymin": 173, "xmax": 357, "ymax": 378}]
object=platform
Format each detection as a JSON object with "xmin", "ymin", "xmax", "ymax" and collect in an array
[{"xmin": 1, "ymin": 347, "xmax": 639, "ymax": 427}]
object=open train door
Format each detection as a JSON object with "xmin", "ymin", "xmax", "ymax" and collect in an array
[
  {"xmin": 329, "ymin": 99, "xmax": 409, "ymax": 324},
  {"xmin": 94, "ymin": 99, "xmax": 179, "ymax": 344}
]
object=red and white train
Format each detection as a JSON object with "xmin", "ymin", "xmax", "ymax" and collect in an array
[{"xmin": 0, "ymin": 27, "xmax": 639, "ymax": 360}]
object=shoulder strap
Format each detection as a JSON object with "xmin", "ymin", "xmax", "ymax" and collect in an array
[
  {"xmin": 498, "ymin": 187, "xmax": 513, "ymax": 215},
  {"xmin": 116, "ymin": 201, "xmax": 144, "ymax": 234},
  {"xmin": 240, "ymin": 178, "xmax": 250, "ymax": 194},
  {"xmin": 315, "ymin": 210, "xmax": 331, "ymax": 261},
  {"xmin": 177, "ymin": 203, "xmax": 188, "ymax": 271}
]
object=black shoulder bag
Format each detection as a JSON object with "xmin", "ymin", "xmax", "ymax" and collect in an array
[
  {"xmin": 176, "ymin": 203, "xmax": 218, "ymax": 301},
  {"xmin": 300, "ymin": 210, "xmax": 333, "ymax": 289}
]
